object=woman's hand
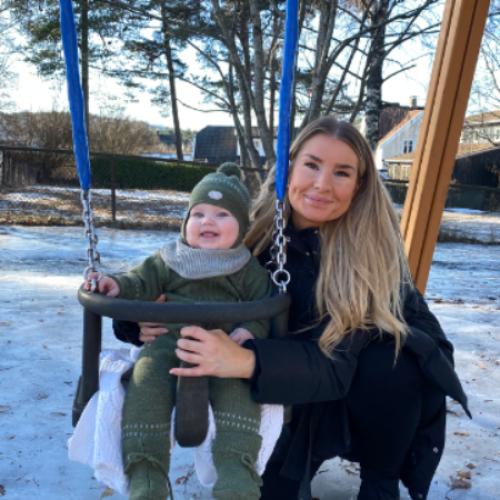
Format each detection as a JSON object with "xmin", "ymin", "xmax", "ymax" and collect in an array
[
  {"xmin": 230, "ymin": 327, "xmax": 255, "ymax": 345},
  {"xmin": 138, "ymin": 294, "xmax": 169, "ymax": 344},
  {"xmin": 169, "ymin": 326, "xmax": 256, "ymax": 379}
]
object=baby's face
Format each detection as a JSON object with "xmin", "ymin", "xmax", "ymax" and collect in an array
[{"xmin": 185, "ymin": 203, "xmax": 239, "ymax": 249}]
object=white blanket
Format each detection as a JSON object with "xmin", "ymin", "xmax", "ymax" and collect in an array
[{"xmin": 68, "ymin": 348, "xmax": 283, "ymax": 495}]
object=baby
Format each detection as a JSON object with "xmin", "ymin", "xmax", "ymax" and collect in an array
[{"xmin": 87, "ymin": 163, "xmax": 271, "ymax": 500}]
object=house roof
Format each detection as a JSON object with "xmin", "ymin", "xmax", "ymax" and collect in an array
[
  {"xmin": 456, "ymin": 142, "xmax": 500, "ymax": 157},
  {"xmin": 377, "ymin": 110, "xmax": 423, "ymax": 145},
  {"xmin": 378, "ymin": 104, "xmax": 424, "ymax": 139},
  {"xmin": 464, "ymin": 110, "xmax": 500, "ymax": 124},
  {"xmin": 385, "ymin": 142, "xmax": 499, "ymax": 163}
]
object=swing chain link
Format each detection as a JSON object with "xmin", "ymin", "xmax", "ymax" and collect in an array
[
  {"xmin": 80, "ymin": 189, "xmax": 100, "ymax": 290},
  {"xmin": 270, "ymin": 199, "xmax": 290, "ymax": 294}
]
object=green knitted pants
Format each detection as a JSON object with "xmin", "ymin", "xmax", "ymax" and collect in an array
[
  {"xmin": 122, "ymin": 334, "xmax": 262, "ymax": 500},
  {"xmin": 122, "ymin": 334, "xmax": 178, "ymax": 500},
  {"xmin": 210, "ymin": 377, "xmax": 262, "ymax": 500}
]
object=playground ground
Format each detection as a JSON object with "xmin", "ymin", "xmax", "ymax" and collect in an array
[{"xmin": 0, "ymin": 218, "xmax": 499, "ymax": 499}]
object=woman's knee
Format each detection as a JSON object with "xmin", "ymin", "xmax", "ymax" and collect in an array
[
  {"xmin": 346, "ymin": 342, "xmax": 424, "ymax": 474},
  {"xmin": 348, "ymin": 341, "xmax": 423, "ymax": 421}
]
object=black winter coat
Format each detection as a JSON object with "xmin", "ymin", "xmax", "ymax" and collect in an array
[{"xmin": 244, "ymin": 223, "xmax": 470, "ymax": 499}]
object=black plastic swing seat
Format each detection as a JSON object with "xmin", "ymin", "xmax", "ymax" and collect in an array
[{"xmin": 74, "ymin": 288, "xmax": 290, "ymax": 447}]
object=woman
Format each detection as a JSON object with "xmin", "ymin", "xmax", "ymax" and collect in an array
[{"xmin": 115, "ymin": 116, "xmax": 469, "ymax": 500}]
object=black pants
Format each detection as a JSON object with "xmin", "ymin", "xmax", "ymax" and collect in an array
[{"xmin": 261, "ymin": 341, "xmax": 438, "ymax": 500}]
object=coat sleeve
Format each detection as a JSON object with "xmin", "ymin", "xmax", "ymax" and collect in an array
[
  {"xmin": 112, "ymin": 319, "xmax": 142, "ymax": 346},
  {"xmin": 110, "ymin": 252, "xmax": 171, "ymax": 302},
  {"xmin": 244, "ymin": 331, "xmax": 369, "ymax": 405},
  {"xmin": 402, "ymin": 285, "xmax": 454, "ymax": 364},
  {"xmin": 235, "ymin": 258, "xmax": 273, "ymax": 339},
  {"xmin": 402, "ymin": 286, "xmax": 471, "ymax": 417}
]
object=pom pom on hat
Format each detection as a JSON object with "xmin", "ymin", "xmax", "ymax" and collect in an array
[{"xmin": 217, "ymin": 162, "xmax": 242, "ymax": 179}]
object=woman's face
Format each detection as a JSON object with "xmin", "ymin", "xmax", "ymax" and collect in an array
[{"xmin": 288, "ymin": 134, "xmax": 360, "ymax": 230}]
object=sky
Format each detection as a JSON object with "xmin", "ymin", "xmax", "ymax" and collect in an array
[
  {"xmin": 7, "ymin": 43, "xmax": 432, "ymax": 132},
  {"xmin": 5, "ymin": 1, "xmax": 499, "ymax": 133},
  {"xmin": 9, "ymin": 56, "xmax": 238, "ymax": 130}
]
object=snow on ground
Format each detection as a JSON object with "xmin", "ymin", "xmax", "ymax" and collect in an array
[
  {"xmin": 0, "ymin": 186, "xmax": 190, "ymax": 228},
  {"xmin": 1, "ymin": 186, "xmax": 499, "ymax": 243},
  {"xmin": 0, "ymin": 222, "xmax": 499, "ymax": 499}
]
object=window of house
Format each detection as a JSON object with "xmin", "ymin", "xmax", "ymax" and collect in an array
[{"xmin": 403, "ymin": 140, "xmax": 413, "ymax": 153}]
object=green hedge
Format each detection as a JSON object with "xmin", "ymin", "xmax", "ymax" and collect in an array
[{"xmin": 91, "ymin": 156, "xmax": 216, "ymax": 191}]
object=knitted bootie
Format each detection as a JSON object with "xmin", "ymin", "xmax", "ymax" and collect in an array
[
  {"xmin": 211, "ymin": 430, "xmax": 262, "ymax": 500},
  {"xmin": 128, "ymin": 461, "xmax": 171, "ymax": 500}
]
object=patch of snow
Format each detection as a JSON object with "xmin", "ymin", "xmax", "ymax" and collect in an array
[
  {"xmin": 0, "ymin": 225, "xmax": 499, "ymax": 499},
  {"xmin": 445, "ymin": 208, "xmax": 488, "ymax": 215}
]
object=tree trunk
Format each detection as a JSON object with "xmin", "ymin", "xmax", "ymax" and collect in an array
[
  {"xmin": 301, "ymin": 0, "xmax": 337, "ymax": 126},
  {"xmin": 268, "ymin": 0, "xmax": 280, "ymax": 139},
  {"xmin": 161, "ymin": 3, "xmax": 183, "ymax": 160},
  {"xmin": 249, "ymin": 0, "xmax": 274, "ymax": 165},
  {"xmin": 80, "ymin": 0, "xmax": 90, "ymax": 133},
  {"xmin": 211, "ymin": 0, "xmax": 261, "ymax": 169},
  {"xmin": 269, "ymin": 55, "xmax": 276, "ymax": 138},
  {"xmin": 365, "ymin": 0, "xmax": 389, "ymax": 151}
]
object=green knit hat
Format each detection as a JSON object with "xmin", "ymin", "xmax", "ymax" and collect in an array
[{"xmin": 182, "ymin": 162, "xmax": 251, "ymax": 245}]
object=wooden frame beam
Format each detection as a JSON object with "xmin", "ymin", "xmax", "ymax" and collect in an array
[{"xmin": 400, "ymin": 0, "xmax": 490, "ymax": 293}]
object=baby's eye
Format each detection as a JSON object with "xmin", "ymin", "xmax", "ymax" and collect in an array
[
  {"xmin": 216, "ymin": 211, "xmax": 230, "ymax": 218},
  {"xmin": 191, "ymin": 212, "xmax": 204, "ymax": 218}
]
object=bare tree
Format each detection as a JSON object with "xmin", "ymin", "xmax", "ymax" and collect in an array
[
  {"xmin": 0, "ymin": 4, "xmax": 18, "ymax": 112},
  {"xmin": 197, "ymin": 0, "xmax": 442, "ymax": 168},
  {"xmin": 0, "ymin": 111, "xmax": 161, "ymax": 154},
  {"xmin": 468, "ymin": 4, "xmax": 500, "ymax": 122},
  {"xmin": 297, "ymin": 0, "xmax": 440, "ymax": 149},
  {"xmin": 7, "ymin": 0, "xmax": 124, "ymax": 133}
]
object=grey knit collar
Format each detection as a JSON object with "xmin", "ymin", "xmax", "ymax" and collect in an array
[{"xmin": 159, "ymin": 237, "xmax": 251, "ymax": 279}]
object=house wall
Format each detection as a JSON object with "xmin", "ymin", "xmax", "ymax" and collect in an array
[
  {"xmin": 235, "ymin": 138, "xmax": 278, "ymax": 164},
  {"xmin": 0, "ymin": 151, "xmax": 41, "ymax": 187},
  {"xmin": 375, "ymin": 112, "xmax": 423, "ymax": 170},
  {"xmin": 460, "ymin": 121, "xmax": 500, "ymax": 144},
  {"xmin": 387, "ymin": 148, "xmax": 500, "ymax": 188},
  {"xmin": 387, "ymin": 162, "xmax": 412, "ymax": 181},
  {"xmin": 384, "ymin": 179, "xmax": 500, "ymax": 212},
  {"xmin": 193, "ymin": 127, "xmax": 238, "ymax": 164},
  {"xmin": 454, "ymin": 148, "xmax": 500, "ymax": 187}
]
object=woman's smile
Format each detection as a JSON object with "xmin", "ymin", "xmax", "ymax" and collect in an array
[{"xmin": 303, "ymin": 193, "xmax": 332, "ymax": 206}]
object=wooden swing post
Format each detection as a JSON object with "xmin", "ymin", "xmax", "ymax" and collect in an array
[{"xmin": 400, "ymin": 0, "xmax": 490, "ymax": 293}]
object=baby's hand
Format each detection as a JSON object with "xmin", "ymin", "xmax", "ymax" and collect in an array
[
  {"xmin": 229, "ymin": 327, "xmax": 255, "ymax": 345},
  {"xmin": 83, "ymin": 273, "xmax": 120, "ymax": 297}
]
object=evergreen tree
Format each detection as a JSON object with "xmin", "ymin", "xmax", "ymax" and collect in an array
[
  {"xmin": 100, "ymin": 0, "xmax": 204, "ymax": 160},
  {"xmin": 8, "ymin": 0, "xmax": 124, "ymax": 131}
]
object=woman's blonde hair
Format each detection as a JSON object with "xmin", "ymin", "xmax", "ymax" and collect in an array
[{"xmin": 245, "ymin": 116, "xmax": 411, "ymax": 355}]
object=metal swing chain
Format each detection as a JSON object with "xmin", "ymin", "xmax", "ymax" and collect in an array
[
  {"xmin": 270, "ymin": 199, "xmax": 291, "ymax": 294},
  {"xmin": 80, "ymin": 189, "xmax": 100, "ymax": 290}
]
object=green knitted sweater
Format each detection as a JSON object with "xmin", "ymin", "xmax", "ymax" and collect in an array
[{"xmin": 111, "ymin": 248, "xmax": 271, "ymax": 339}]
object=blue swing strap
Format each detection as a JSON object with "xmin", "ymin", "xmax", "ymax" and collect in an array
[
  {"xmin": 62, "ymin": 0, "xmax": 298, "ymax": 430},
  {"xmin": 275, "ymin": 0, "xmax": 299, "ymax": 202},
  {"xmin": 59, "ymin": 0, "xmax": 100, "ymax": 281},
  {"xmin": 270, "ymin": 0, "xmax": 299, "ymax": 293},
  {"xmin": 60, "ymin": 0, "xmax": 299, "ymax": 290}
]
